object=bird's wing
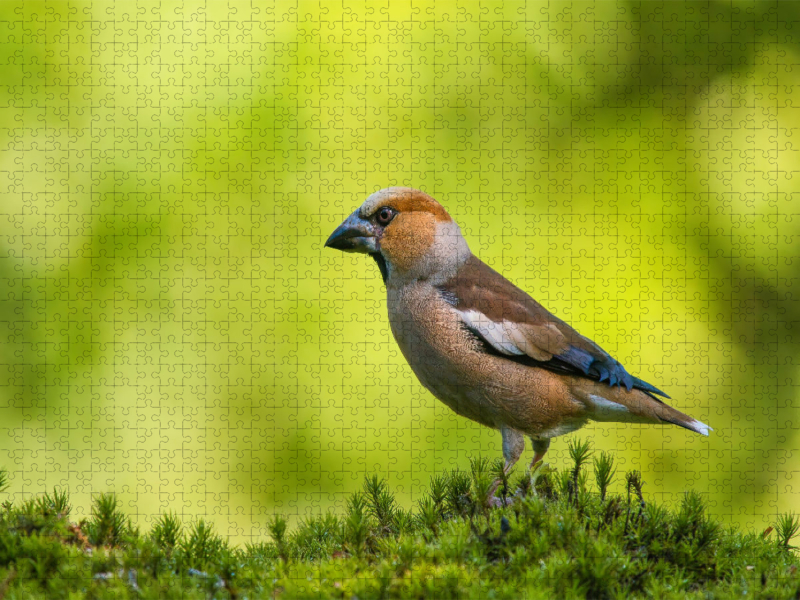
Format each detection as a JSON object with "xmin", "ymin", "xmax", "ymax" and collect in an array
[{"xmin": 437, "ymin": 255, "xmax": 669, "ymax": 398}]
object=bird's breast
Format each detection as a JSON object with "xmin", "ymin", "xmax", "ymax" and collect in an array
[{"xmin": 385, "ymin": 283, "xmax": 502, "ymax": 427}]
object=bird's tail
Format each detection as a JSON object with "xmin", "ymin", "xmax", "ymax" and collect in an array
[
  {"xmin": 581, "ymin": 384, "xmax": 712, "ymax": 436},
  {"xmin": 652, "ymin": 402, "xmax": 711, "ymax": 436}
]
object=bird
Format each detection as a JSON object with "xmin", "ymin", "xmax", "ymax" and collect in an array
[{"xmin": 324, "ymin": 187, "xmax": 711, "ymax": 484}]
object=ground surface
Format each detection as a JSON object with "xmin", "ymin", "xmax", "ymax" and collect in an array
[{"xmin": 0, "ymin": 440, "xmax": 798, "ymax": 599}]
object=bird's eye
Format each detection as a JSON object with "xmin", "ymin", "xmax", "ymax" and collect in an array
[{"xmin": 377, "ymin": 207, "xmax": 394, "ymax": 225}]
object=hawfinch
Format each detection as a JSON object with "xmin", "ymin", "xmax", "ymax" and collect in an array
[{"xmin": 325, "ymin": 187, "xmax": 710, "ymax": 477}]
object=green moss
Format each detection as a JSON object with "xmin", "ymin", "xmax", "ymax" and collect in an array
[{"xmin": 0, "ymin": 442, "xmax": 796, "ymax": 599}]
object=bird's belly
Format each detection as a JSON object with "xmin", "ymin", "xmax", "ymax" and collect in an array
[
  {"xmin": 409, "ymin": 355, "xmax": 500, "ymax": 428},
  {"xmin": 387, "ymin": 286, "xmax": 587, "ymax": 435}
]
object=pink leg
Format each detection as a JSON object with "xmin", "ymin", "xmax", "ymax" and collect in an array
[{"xmin": 530, "ymin": 438, "xmax": 551, "ymax": 469}]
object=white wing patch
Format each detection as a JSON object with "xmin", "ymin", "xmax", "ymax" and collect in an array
[
  {"xmin": 456, "ymin": 308, "xmax": 559, "ymax": 361},
  {"xmin": 457, "ymin": 309, "xmax": 526, "ymax": 355}
]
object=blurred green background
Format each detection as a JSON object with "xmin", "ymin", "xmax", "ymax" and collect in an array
[{"xmin": 1, "ymin": 0, "xmax": 798, "ymax": 543}]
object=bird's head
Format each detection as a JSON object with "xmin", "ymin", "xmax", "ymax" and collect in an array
[{"xmin": 325, "ymin": 187, "xmax": 471, "ymax": 285}]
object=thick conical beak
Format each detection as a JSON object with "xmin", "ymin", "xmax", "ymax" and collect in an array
[{"xmin": 324, "ymin": 210, "xmax": 378, "ymax": 253}]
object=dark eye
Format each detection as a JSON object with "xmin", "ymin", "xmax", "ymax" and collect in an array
[{"xmin": 377, "ymin": 207, "xmax": 394, "ymax": 225}]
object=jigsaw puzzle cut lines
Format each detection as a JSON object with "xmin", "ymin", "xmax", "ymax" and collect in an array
[{"xmin": 0, "ymin": 1, "xmax": 797, "ymax": 544}]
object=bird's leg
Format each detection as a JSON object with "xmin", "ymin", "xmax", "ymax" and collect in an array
[
  {"xmin": 528, "ymin": 437, "xmax": 551, "ymax": 493},
  {"xmin": 530, "ymin": 438, "xmax": 551, "ymax": 469},
  {"xmin": 489, "ymin": 427, "xmax": 525, "ymax": 505}
]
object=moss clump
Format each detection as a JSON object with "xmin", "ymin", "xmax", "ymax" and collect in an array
[{"xmin": 0, "ymin": 440, "xmax": 796, "ymax": 599}]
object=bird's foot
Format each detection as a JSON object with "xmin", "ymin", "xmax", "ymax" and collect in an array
[
  {"xmin": 487, "ymin": 477, "xmax": 516, "ymax": 508},
  {"xmin": 488, "ymin": 494, "xmax": 516, "ymax": 508}
]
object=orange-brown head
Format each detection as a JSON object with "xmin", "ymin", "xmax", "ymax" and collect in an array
[{"xmin": 325, "ymin": 187, "xmax": 471, "ymax": 284}]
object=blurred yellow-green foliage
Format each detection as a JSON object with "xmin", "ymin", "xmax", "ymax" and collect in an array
[{"xmin": 1, "ymin": 0, "xmax": 798, "ymax": 543}]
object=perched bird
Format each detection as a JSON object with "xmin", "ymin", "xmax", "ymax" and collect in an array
[{"xmin": 325, "ymin": 187, "xmax": 711, "ymax": 480}]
